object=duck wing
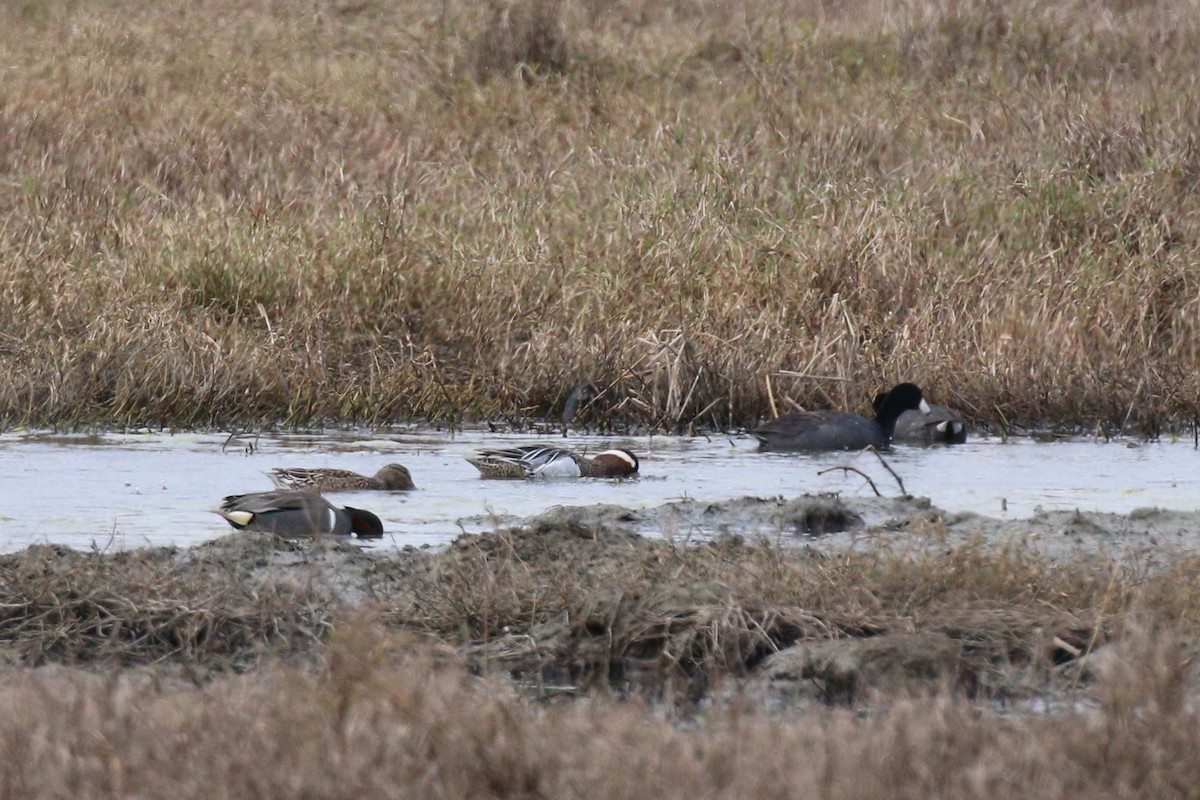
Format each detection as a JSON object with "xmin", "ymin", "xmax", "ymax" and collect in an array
[
  {"xmin": 268, "ymin": 467, "xmax": 362, "ymax": 491},
  {"xmin": 216, "ymin": 490, "xmax": 337, "ymax": 534},
  {"xmin": 468, "ymin": 445, "xmax": 579, "ymax": 478}
]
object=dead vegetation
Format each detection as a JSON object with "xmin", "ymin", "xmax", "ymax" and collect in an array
[
  {"xmin": 0, "ymin": 631, "xmax": 1197, "ymax": 800},
  {"xmin": 390, "ymin": 522, "xmax": 1143, "ymax": 701},
  {"xmin": 0, "ymin": 537, "xmax": 355, "ymax": 670},
  {"xmin": 3, "ymin": 515, "xmax": 1195, "ymax": 706},
  {"xmin": 0, "ymin": 0, "xmax": 1197, "ymax": 431},
  {"xmin": 1, "ymin": 521, "xmax": 1200, "ymax": 796},
  {"xmin": 6, "ymin": 630, "xmax": 1200, "ymax": 798}
]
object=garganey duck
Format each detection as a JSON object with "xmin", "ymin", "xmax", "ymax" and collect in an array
[{"xmin": 466, "ymin": 445, "xmax": 639, "ymax": 479}]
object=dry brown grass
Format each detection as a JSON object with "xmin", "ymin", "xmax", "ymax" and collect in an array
[
  {"xmin": 0, "ymin": 623, "xmax": 1197, "ymax": 799},
  {"xmin": 0, "ymin": 537, "xmax": 353, "ymax": 670},
  {"xmin": 2, "ymin": 525, "xmax": 1200, "ymax": 794},
  {"xmin": 0, "ymin": 0, "xmax": 1197, "ymax": 430},
  {"xmin": 4, "ymin": 523, "xmax": 1189, "ymax": 697},
  {"xmin": 386, "ymin": 522, "xmax": 1200, "ymax": 701}
]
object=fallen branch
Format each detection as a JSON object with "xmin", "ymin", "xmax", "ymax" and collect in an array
[
  {"xmin": 817, "ymin": 466, "xmax": 881, "ymax": 497},
  {"xmin": 869, "ymin": 449, "xmax": 907, "ymax": 496}
]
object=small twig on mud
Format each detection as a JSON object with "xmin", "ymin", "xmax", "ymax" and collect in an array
[
  {"xmin": 869, "ymin": 449, "xmax": 907, "ymax": 496},
  {"xmin": 817, "ymin": 466, "xmax": 881, "ymax": 497}
]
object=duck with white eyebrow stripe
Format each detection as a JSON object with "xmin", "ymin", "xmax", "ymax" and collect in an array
[{"xmin": 466, "ymin": 445, "xmax": 640, "ymax": 479}]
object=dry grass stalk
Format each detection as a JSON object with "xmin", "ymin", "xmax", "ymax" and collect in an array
[{"xmin": 388, "ymin": 521, "xmax": 1160, "ymax": 697}]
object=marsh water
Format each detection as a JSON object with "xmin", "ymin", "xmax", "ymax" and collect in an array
[{"xmin": 0, "ymin": 427, "xmax": 1196, "ymax": 552}]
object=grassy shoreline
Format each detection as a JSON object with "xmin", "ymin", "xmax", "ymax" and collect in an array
[{"xmin": 1, "ymin": 0, "xmax": 1198, "ymax": 432}]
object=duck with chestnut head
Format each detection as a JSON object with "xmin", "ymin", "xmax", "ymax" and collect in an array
[{"xmin": 467, "ymin": 445, "xmax": 639, "ymax": 479}]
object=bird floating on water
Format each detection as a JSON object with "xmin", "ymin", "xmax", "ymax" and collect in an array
[
  {"xmin": 215, "ymin": 490, "xmax": 385, "ymax": 538},
  {"xmin": 466, "ymin": 445, "xmax": 639, "ymax": 479},
  {"xmin": 267, "ymin": 464, "xmax": 415, "ymax": 492}
]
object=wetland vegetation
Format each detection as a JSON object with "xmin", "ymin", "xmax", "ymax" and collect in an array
[
  {"xmin": 3, "ymin": 500, "xmax": 1200, "ymax": 798},
  {"xmin": 0, "ymin": 0, "xmax": 1197, "ymax": 432},
  {"xmin": 2, "ymin": 0, "xmax": 1200, "ymax": 795}
]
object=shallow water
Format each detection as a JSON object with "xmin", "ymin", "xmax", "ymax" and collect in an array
[{"xmin": 0, "ymin": 427, "xmax": 1195, "ymax": 552}]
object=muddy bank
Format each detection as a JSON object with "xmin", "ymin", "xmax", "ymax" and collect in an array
[
  {"xmin": 2, "ymin": 494, "xmax": 1199, "ymax": 713},
  {"xmin": 530, "ymin": 493, "xmax": 1199, "ymax": 564},
  {"xmin": 457, "ymin": 495, "xmax": 1200, "ymax": 707}
]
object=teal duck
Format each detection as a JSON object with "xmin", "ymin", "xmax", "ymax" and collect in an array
[
  {"xmin": 268, "ymin": 464, "xmax": 414, "ymax": 492},
  {"xmin": 216, "ymin": 490, "xmax": 384, "ymax": 538},
  {"xmin": 467, "ymin": 445, "xmax": 639, "ymax": 479}
]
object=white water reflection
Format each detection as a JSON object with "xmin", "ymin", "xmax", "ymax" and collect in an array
[{"xmin": 0, "ymin": 428, "xmax": 1195, "ymax": 552}]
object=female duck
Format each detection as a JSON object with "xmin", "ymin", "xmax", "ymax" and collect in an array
[{"xmin": 268, "ymin": 464, "xmax": 415, "ymax": 492}]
